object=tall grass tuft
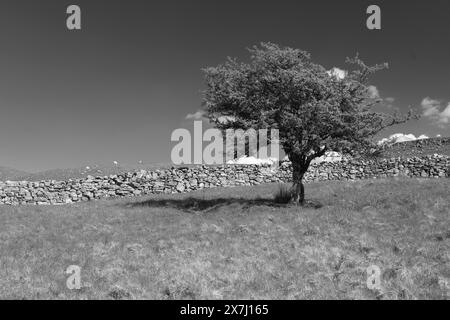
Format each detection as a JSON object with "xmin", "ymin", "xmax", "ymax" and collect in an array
[{"xmin": 273, "ymin": 184, "xmax": 292, "ymax": 204}]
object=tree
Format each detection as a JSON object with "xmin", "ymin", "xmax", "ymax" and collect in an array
[{"xmin": 202, "ymin": 43, "xmax": 412, "ymax": 205}]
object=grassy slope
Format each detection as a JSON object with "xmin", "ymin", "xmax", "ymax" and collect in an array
[
  {"xmin": 380, "ymin": 137, "xmax": 450, "ymax": 158},
  {"xmin": 15, "ymin": 163, "xmax": 173, "ymax": 182},
  {"xmin": 0, "ymin": 166, "xmax": 29, "ymax": 181},
  {"xmin": 0, "ymin": 178, "xmax": 448, "ymax": 300}
]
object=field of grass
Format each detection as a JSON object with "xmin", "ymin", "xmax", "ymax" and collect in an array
[{"xmin": 0, "ymin": 178, "xmax": 448, "ymax": 300}]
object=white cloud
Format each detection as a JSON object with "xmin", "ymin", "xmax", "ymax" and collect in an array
[
  {"xmin": 283, "ymin": 151, "xmax": 343, "ymax": 164},
  {"xmin": 226, "ymin": 156, "xmax": 279, "ymax": 165},
  {"xmin": 421, "ymin": 97, "xmax": 450, "ymax": 126},
  {"xmin": 421, "ymin": 97, "xmax": 441, "ymax": 117},
  {"xmin": 382, "ymin": 96, "xmax": 396, "ymax": 109},
  {"xmin": 377, "ymin": 133, "xmax": 429, "ymax": 145},
  {"xmin": 185, "ymin": 110, "xmax": 206, "ymax": 120},
  {"xmin": 367, "ymin": 85, "xmax": 380, "ymax": 99},
  {"xmin": 438, "ymin": 103, "xmax": 450, "ymax": 125},
  {"xmin": 326, "ymin": 67, "xmax": 347, "ymax": 80},
  {"xmin": 228, "ymin": 152, "xmax": 344, "ymax": 165},
  {"xmin": 217, "ymin": 115, "xmax": 235, "ymax": 124}
]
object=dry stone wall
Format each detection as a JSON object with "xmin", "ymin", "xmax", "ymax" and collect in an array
[{"xmin": 0, "ymin": 154, "xmax": 448, "ymax": 205}]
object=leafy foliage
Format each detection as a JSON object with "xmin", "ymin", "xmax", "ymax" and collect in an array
[{"xmin": 202, "ymin": 43, "xmax": 412, "ymax": 203}]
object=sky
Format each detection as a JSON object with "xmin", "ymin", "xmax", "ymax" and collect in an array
[{"xmin": 0, "ymin": 0, "xmax": 449, "ymax": 172}]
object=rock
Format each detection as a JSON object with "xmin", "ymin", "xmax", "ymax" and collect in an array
[{"xmin": 176, "ymin": 182, "xmax": 185, "ymax": 192}]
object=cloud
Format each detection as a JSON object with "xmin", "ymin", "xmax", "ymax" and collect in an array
[
  {"xmin": 377, "ymin": 133, "xmax": 429, "ymax": 145},
  {"xmin": 365, "ymin": 87, "xmax": 396, "ymax": 109},
  {"xmin": 326, "ymin": 67, "xmax": 347, "ymax": 80},
  {"xmin": 326, "ymin": 69, "xmax": 389, "ymax": 105},
  {"xmin": 421, "ymin": 97, "xmax": 450, "ymax": 126},
  {"xmin": 382, "ymin": 96, "xmax": 397, "ymax": 109},
  {"xmin": 283, "ymin": 151, "xmax": 344, "ymax": 164},
  {"xmin": 218, "ymin": 115, "xmax": 235, "ymax": 123},
  {"xmin": 186, "ymin": 111, "xmax": 236, "ymax": 125},
  {"xmin": 421, "ymin": 97, "xmax": 441, "ymax": 117},
  {"xmin": 226, "ymin": 156, "xmax": 279, "ymax": 165},
  {"xmin": 438, "ymin": 103, "xmax": 450, "ymax": 125},
  {"xmin": 367, "ymin": 85, "xmax": 380, "ymax": 99},
  {"xmin": 185, "ymin": 110, "xmax": 206, "ymax": 120}
]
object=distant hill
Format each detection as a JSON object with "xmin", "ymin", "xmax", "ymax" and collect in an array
[
  {"xmin": 1, "ymin": 137, "xmax": 449, "ymax": 182},
  {"xmin": 14, "ymin": 163, "xmax": 173, "ymax": 182},
  {"xmin": 0, "ymin": 166, "xmax": 30, "ymax": 181},
  {"xmin": 379, "ymin": 137, "xmax": 450, "ymax": 158}
]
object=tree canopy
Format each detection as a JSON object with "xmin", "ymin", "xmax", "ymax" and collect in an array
[{"xmin": 202, "ymin": 42, "xmax": 411, "ymax": 203}]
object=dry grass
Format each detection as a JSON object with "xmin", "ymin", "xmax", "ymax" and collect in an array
[{"xmin": 0, "ymin": 177, "xmax": 448, "ymax": 300}]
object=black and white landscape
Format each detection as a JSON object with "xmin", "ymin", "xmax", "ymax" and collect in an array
[{"xmin": 0, "ymin": 0, "xmax": 448, "ymax": 303}]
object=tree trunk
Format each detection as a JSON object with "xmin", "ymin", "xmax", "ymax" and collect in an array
[{"xmin": 291, "ymin": 162, "xmax": 306, "ymax": 205}]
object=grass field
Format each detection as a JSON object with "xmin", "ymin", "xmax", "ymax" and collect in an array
[{"xmin": 0, "ymin": 178, "xmax": 448, "ymax": 300}]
